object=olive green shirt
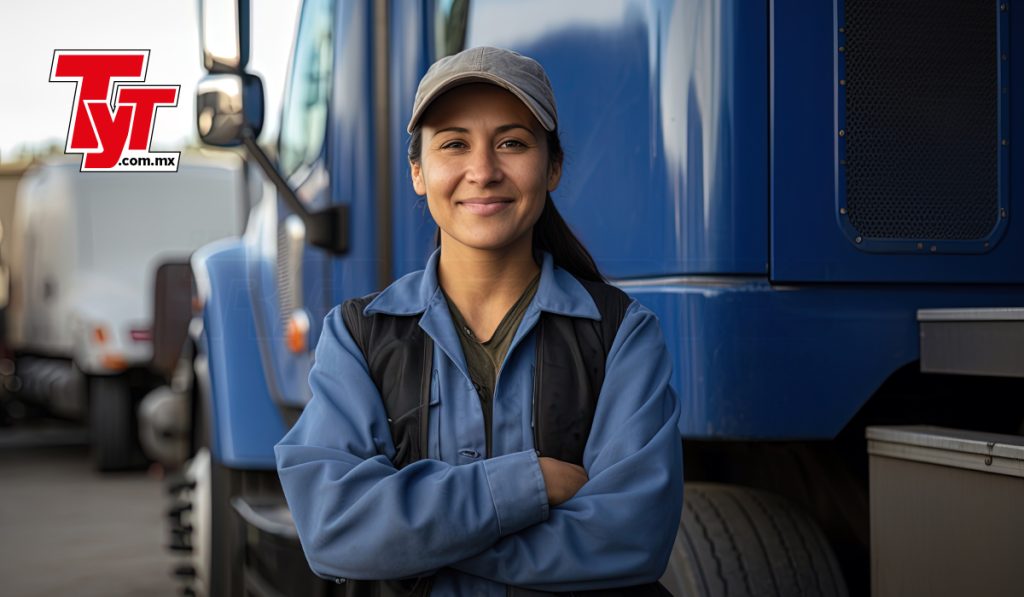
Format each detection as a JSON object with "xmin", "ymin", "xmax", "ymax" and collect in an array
[{"xmin": 442, "ymin": 273, "xmax": 541, "ymax": 457}]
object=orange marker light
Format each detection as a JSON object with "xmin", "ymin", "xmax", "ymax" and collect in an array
[
  {"xmin": 286, "ymin": 311, "xmax": 310, "ymax": 354},
  {"xmin": 101, "ymin": 353, "xmax": 128, "ymax": 371}
]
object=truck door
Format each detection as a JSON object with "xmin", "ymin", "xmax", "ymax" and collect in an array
[{"xmin": 265, "ymin": 0, "xmax": 381, "ymax": 413}]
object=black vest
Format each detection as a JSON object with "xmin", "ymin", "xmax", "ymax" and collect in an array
[{"xmin": 338, "ymin": 277, "xmax": 668, "ymax": 597}]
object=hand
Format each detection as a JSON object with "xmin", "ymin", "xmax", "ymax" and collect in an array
[{"xmin": 538, "ymin": 457, "xmax": 588, "ymax": 506}]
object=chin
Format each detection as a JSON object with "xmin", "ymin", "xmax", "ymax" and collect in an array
[{"xmin": 446, "ymin": 229, "xmax": 532, "ymax": 254}]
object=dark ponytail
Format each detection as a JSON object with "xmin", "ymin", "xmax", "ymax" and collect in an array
[
  {"xmin": 531, "ymin": 192, "xmax": 603, "ymax": 282},
  {"xmin": 409, "ymin": 127, "xmax": 605, "ymax": 282}
]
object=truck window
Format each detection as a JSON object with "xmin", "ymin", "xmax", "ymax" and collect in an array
[{"xmin": 278, "ymin": 0, "xmax": 334, "ymax": 179}]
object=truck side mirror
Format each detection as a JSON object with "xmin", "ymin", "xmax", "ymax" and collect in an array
[
  {"xmin": 196, "ymin": 73, "xmax": 264, "ymax": 147},
  {"xmin": 198, "ymin": 0, "xmax": 251, "ymax": 74},
  {"xmin": 195, "ymin": 0, "xmax": 346, "ymax": 255}
]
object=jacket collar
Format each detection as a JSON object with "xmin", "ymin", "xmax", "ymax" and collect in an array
[{"xmin": 363, "ymin": 247, "xmax": 601, "ymax": 321}]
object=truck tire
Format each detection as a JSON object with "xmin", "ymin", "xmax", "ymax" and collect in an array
[
  {"xmin": 661, "ymin": 483, "xmax": 847, "ymax": 597},
  {"xmin": 89, "ymin": 375, "xmax": 147, "ymax": 471}
]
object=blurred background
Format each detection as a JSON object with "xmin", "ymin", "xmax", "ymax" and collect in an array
[{"xmin": 0, "ymin": 2, "xmax": 298, "ymax": 595}]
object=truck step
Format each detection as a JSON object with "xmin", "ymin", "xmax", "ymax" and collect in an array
[{"xmin": 918, "ymin": 308, "xmax": 1024, "ymax": 378}]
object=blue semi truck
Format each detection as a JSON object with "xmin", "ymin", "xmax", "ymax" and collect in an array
[{"xmin": 160, "ymin": 0, "xmax": 1024, "ymax": 595}]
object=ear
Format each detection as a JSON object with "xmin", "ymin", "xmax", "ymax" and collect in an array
[
  {"xmin": 410, "ymin": 160, "xmax": 426, "ymax": 196},
  {"xmin": 547, "ymin": 157, "xmax": 562, "ymax": 192}
]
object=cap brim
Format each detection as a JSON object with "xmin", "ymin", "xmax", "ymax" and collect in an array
[{"xmin": 406, "ymin": 71, "xmax": 556, "ymax": 133}]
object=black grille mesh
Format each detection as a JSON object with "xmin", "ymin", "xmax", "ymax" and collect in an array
[{"xmin": 843, "ymin": 0, "xmax": 998, "ymax": 240}]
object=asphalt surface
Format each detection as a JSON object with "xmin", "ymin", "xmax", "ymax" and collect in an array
[{"xmin": 0, "ymin": 422, "xmax": 179, "ymax": 597}]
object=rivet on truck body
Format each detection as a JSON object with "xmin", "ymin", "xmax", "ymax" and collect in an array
[{"xmin": 854, "ymin": 236, "xmax": 862, "ymax": 244}]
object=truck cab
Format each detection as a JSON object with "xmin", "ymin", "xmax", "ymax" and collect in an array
[{"xmin": 175, "ymin": 1, "xmax": 1024, "ymax": 595}]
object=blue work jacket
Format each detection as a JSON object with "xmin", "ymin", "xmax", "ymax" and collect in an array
[{"xmin": 275, "ymin": 249, "xmax": 683, "ymax": 595}]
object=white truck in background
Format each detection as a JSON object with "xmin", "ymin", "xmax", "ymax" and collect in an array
[
  {"xmin": 0, "ymin": 161, "xmax": 30, "ymax": 362},
  {"xmin": 3, "ymin": 154, "xmax": 243, "ymax": 470}
]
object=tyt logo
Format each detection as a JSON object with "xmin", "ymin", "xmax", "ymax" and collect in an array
[{"xmin": 50, "ymin": 50, "xmax": 180, "ymax": 172}]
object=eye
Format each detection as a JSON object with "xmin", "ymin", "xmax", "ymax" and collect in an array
[
  {"xmin": 498, "ymin": 139, "xmax": 528, "ymax": 150},
  {"xmin": 439, "ymin": 140, "xmax": 467, "ymax": 150}
]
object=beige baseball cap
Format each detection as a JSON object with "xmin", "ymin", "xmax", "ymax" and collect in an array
[{"xmin": 407, "ymin": 46, "xmax": 558, "ymax": 134}]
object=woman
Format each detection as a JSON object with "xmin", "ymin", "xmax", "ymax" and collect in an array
[{"xmin": 275, "ymin": 46, "xmax": 682, "ymax": 596}]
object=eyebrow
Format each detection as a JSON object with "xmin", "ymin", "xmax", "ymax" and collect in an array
[{"xmin": 434, "ymin": 123, "xmax": 536, "ymax": 136}]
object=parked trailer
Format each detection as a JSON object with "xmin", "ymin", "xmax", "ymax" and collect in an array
[
  {"xmin": 4, "ymin": 154, "xmax": 243, "ymax": 470},
  {"xmin": 0, "ymin": 162, "xmax": 30, "ymax": 317},
  {"xmin": 165, "ymin": 0, "xmax": 1024, "ymax": 595},
  {"xmin": 0, "ymin": 162, "xmax": 31, "ymax": 412}
]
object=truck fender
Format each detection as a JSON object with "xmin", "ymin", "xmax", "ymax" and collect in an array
[{"xmin": 192, "ymin": 239, "xmax": 285, "ymax": 468}]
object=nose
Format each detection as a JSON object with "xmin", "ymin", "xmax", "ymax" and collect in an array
[{"xmin": 465, "ymin": 146, "xmax": 503, "ymax": 187}]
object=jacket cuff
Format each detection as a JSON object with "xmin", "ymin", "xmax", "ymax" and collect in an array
[{"xmin": 482, "ymin": 450, "xmax": 549, "ymax": 536}]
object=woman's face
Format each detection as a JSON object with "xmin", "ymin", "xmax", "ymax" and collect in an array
[{"xmin": 411, "ymin": 83, "xmax": 561, "ymax": 255}]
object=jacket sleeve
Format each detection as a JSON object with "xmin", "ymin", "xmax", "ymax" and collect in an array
[
  {"xmin": 274, "ymin": 306, "xmax": 549, "ymax": 581},
  {"xmin": 450, "ymin": 300, "xmax": 683, "ymax": 592}
]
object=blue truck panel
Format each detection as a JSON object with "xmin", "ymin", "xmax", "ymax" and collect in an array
[
  {"xmin": 629, "ymin": 279, "xmax": 1024, "ymax": 439},
  {"xmin": 326, "ymin": 0, "xmax": 379, "ymax": 307},
  {"xmin": 193, "ymin": 240, "xmax": 286, "ymax": 468},
  {"xmin": 464, "ymin": 0, "xmax": 769, "ymax": 278},
  {"xmin": 389, "ymin": 0, "xmax": 435, "ymax": 279},
  {"xmin": 771, "ymin": 0, "xmax": 1024, "ymax": 283}
]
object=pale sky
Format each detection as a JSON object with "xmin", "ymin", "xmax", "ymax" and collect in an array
[{"xmin": 0, "ymin": 0, "xmax": 300, "ymax": 163}]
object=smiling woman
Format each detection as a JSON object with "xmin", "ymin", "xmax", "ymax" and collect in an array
[
  {"xmin": 275, "ymin": 47, "xmax": 683, "ymax": 596},
  {"xmin": 411, "ymin": 84, "xmax": 558, "ymax": 258}
]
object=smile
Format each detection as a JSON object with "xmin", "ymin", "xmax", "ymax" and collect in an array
[{"xmin": 457, "ymin": 198, "xmax": 513, "ymax": 216}]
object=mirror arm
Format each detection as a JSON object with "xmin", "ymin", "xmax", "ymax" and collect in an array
[
  {"xmin": 240, "ymin": 128, "xmax": 306, "ymax": 222},
  {"xmin": 241, "ymin": 128, "xmax": 348, "ymax": 254}
]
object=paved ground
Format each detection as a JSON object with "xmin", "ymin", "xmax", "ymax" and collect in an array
[{"xmin": 0, "ymin": 422, "xmax": 180, "ymax": 597}]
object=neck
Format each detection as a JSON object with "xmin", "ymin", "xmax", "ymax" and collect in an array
[
  {"xmin": 438, "ymin": 234, "xmax": 540, "ymax": 303},
  {"xmin": 437, "ymin": 234, "xmax": 540, "ymax": 338}
]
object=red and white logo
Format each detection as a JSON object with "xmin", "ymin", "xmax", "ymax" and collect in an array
[{"xmin": 50, "ymin": 50, "xmax": 180, "ymax": 172}]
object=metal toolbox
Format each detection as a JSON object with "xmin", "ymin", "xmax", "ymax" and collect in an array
[{"xmin": 867, "ymin": 425, "xmax": 1024, "ymax": 597}]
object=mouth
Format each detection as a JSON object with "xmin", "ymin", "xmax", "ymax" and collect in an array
[{"xmin": 457, "ymin": 197, "xmax": 514, "ymax": 216}]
